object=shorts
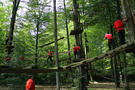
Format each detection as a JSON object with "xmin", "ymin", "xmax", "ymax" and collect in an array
[
  {"xmin": 77, "ymin": 51, "xmax": 80, "ymax": 55},
  {"xmin": 74, "ymin": 52, "xmax": 77, "ymax": 55}
]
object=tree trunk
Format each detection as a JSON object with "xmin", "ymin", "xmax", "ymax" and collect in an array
[
  {"xmin": 113, "ymin": 55, "xmax": 120, "ymax": 88},
  {"xmin": 106, "ymin": 1, "xmax": 115, "ymax": 79},
  {"xmin": 72, "ymin": 0, "xmax": 85, "ymax": 59},
  {"xmin": 72, "ymin": 0, "xmax": 80, "ymax": 46},
  {"xmin": 53, "ymin": 0, "xmax": 60, "ymax": 90},
  {"xmin": 63, "ymin": 0, "xmax": 74, "ymax": 87},
  {"xmin": 89, "ymin": 63, "xmax": 93, "ymax": 81},
  {"xmin": 84, "ymin": 32, "xmax": 89, "ymax": 58},
  {"xmin": 63, "ymin": 0, "xmax": 71, "ymax": 64},
  {"xmin": 120, "ymin": 0, "xmax": 135, "ymax": 42},
  {"xmin": 7, "ymin": 0, "xmax": 20, "ymax": 55},
  {"xmin": 116, "ymin": 0, "xmax": 121, "ymax": 18},
  {"xmin": 107, "ymin": 1, "xmax": 122, "ymax": 86},
  {"xmin": 117, "ymin": 54, "xmax": 123, "ymax": 83},
  {"xmin": 35, "ymin": 20, "xmax": 39, "ymax": 67},
  {"xmin": 72, "ymin": 0, "xmax": 87, "ymax": 90},
  {"xmin": 123, "ymin": 52, "xmax": 129, "ymax": 90},
  {"xmin": 80, "ymin": 34, "xmax": 85, "ymax": 58}
]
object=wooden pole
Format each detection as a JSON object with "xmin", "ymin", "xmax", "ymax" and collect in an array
[{"xmin": 53, "ymin": 0, "xmax": 60, "ymax": 90}]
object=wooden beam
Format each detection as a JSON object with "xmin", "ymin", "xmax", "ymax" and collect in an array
[
  {"xmin": 39, "ymin": 37, "xmax": 64, "ymax": 48},
  {"xmin": 63, "ymin": 41, "xmax": 135, "ymax": 69},
  {"xmin": 70, "ymin": 30, "xmax": 83, "ymax": 35},
  {"xmin": 0, "ymin": 67, "xmax": 64, "ymax": 73}
]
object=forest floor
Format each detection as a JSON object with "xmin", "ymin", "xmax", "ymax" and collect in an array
[
  {"xmin": 87, "ymin": 82, "xmax": 135, "ymax": 90},
  {"xmin": 34, "ymin": 82, "xmax": 135, "ymax": 90},
  {"xmin": 0, "ymin": 82, "xmax": 135, "ymax": 90}
]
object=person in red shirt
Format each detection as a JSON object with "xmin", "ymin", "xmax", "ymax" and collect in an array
[
  {"xmin": 73, "ymin": 45, "xmax": 77, "ymax": 60},
  {"xmin": 104, "ymin": 32, "xmax": 114, "ymax": 50},
  {"xmin": 114, "ymin": 16, "xmax": 125, "ymax": 45},
  {"xmin": 25, "ymin": 75, "xmax": 35, "ymax": 90},
  {"xmin": 76, "ymin": 45, "xmax": 80, "ymax": 58},
  {"xmin": 6, "ymin": 56, "xmax": 11, "ymax": 62},
  {"xmin": 20, "ymin": 56, "xmax": 24, "ymax": 60},
  {"xmin": 47, "ymin": 49, "xmax": 53, "ymax": 64}
]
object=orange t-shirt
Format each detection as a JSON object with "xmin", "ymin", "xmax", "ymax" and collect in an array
[
  {"xmin": 105, "ymin": 34, "xmax": 113, "ymax": 40},
  {"xmin": 114, "ymin": 19, "xmax": 124, "ymax": 32},
  {"xmin": 73, "ymin": 46, "xmax": 77, "ymax": 52},
  {"xmin": 76, "ymin": 46, "xmax": 80, "ymax": 52},
  {"xmin": 25, "ymin": 79, "xmax": 35, "ymax": 90},
  {"xmin": 48, "ymin": 50, "xmax": 52, "ymax": 56}
]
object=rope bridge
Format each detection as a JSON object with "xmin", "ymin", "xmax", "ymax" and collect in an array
[{"xmin": 0, "ymin": 41, "xmax": 135, "ymax": 73}]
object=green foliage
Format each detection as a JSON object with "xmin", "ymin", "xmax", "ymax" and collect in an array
[{"xmin": 0, "ymin": 0, "xmax": 135, "ymax": 88}]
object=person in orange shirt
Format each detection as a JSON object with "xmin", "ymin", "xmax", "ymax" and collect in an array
[
  {"xmin": 114, "ymin": 16, "xmax": 125, "ymax": 45},
  {"xmin": 104, "ymin": 32, "xmax": 114, "ymax": 50},
  {"xmin": 76, "ymin": 45, "xmax": 81, "ymax": 58},
  {"xmin": 25, "ymin": 75, "xmax": 35, "ymax": 90},
  {"xmin": 6, "ymin": 56, "xmax": 11, "ymax": 62},
  {"xmin": 73, "ymin": 45, "xmax": 77, "ymax": 60},
  {"xmin": 46, "ymin": 49, "xmax": 53, "ymax": 64}
]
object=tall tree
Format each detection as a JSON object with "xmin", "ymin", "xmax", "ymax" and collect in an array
[
  {"xmin": 7, "ymin": 0, "xmax": 20, "ymax": 56},
  {"xmin": 63, "ymin": 0, "xmax": 71, "ymax": 64},
  {"xmin": 120, "ymin": 0, "xmax": 135, "ymax": 42},
  {"xmin": 72, "ymin": 0, "xmax": 81, "ymax": 46},
  {"xmin": 35, "ymin": 19, "xmax": 39, "ymax": 67},
  {"xmin": 53, "ymin": 0, "xmax": 60, "ymax": 90},
  {"xmin": 120, "ymin": 0, "xmax": 134, "ymax": 89},
  {"xmin": 72, "ymin": 0, "xmax": 87, "ymax": 90},
  {"xmin": 26, "ymin": 0, "xmax": 50, "ymax": 67}
]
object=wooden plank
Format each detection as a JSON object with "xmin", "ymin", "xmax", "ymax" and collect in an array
[{"xmin": 0, "ymin": 67, "xmax": 63, "ymax": 73}]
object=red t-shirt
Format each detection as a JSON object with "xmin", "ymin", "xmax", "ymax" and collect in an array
[
  {"xmin": 105, "ymin": 34, "xmax": 113, "ymax": 40},
  {"xmin": 6, "ymin": 57, "xmax": 11, "ymax": 62},
  {"xmin": 73, "ymin": 46, "xmax": 76, "ymax": 52},
  {"xmin": 48, "ymin": 50, "xmax": 52, "ymax": 56},
  {"xmin": 114, "ymin": 19, "xmax": 124, "ymax": 32},
  {"xmin": 76, "ymin": 46, "xmax": 80, "ymax": 52},
  {"xmin": 20, "ymin": 56, "xmax": 24, "ymax": 60},
  {"xmin": 25, "ymin": 79, "xmax": 35, "ymax": 90}
]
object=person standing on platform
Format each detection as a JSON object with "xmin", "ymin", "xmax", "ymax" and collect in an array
[
  {"xmin": 104, "ymin": 32, "xmax": 115, "ymax": 50},
  {"xmin": 46, "ymin": 49, "xmax": 53, "ymax": 64},
  {"xmin": 76, "ymin": 45, "xmax": 81, "ymax": 59},
  {"xmin": 73, "ymin": 45, "xmax": 77, "ymax": 60},
  {"xmin": 114, "ymin": 16, "xmax": 126, "ymax": 45}
]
